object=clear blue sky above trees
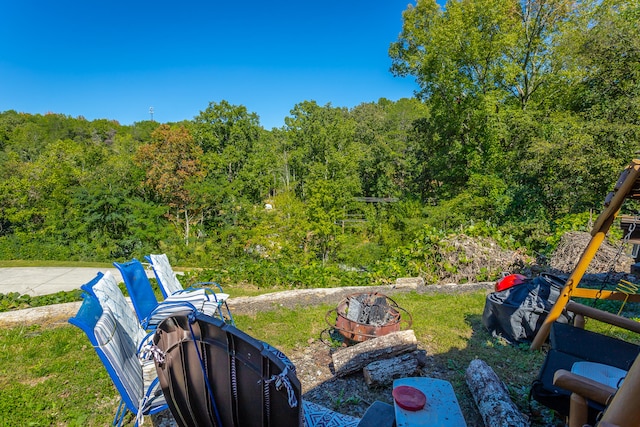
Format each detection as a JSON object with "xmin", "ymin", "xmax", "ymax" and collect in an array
[{"xmin": 0, "ymin": 0, "xmax": 420, "ymax": 129}]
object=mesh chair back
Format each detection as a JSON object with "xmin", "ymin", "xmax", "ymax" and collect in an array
[
  {"xmin": 113, "ymin": 259, "xmax": 159, "ymax": 326},
  {"xmin": 81, "ymin": 271, "xmax": 147, "ymax": 347},
  {"xmin": 146, "ymin": 253, "xmax": 183, "ymax": 297},
  {"xmin": 69, "ymin": 294, "xmax": 166, "ymax": 416}
]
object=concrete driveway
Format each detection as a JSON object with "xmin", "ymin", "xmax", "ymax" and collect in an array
[{"xmin": 0, "ymin": 267, "xmax": 124, "ymax": 296}]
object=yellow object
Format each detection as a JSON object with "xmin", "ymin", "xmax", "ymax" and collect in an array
[
  {"xmin": 531, "ymin": 159, "xmax": 640, "ymax": 350},
  {"xmin": 614, "ymin": 280, "xmax": 639, "ymax": 316}
]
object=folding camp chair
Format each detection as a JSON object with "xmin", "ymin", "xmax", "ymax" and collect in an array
[
  {"xmin": 554, "ymin": 349, "xmax": 640, "ymax": 427},
  {"xmin": 144, "ymin": 253, "xmax": 233, "ymax": 324},
  {"xmin": 81, "ymin": 271, "xmax": 160, "ymax": 383},
  {"xmin": 113, "ymin": 259, "xmax": 225, "ymax": 329},
  {"xmin": 531, "ymin": 301, "xmax": 640, "ymax": 426},
  {"xmin": 68, "ymin": 293, "xmax": 168, "ymax": 427}
]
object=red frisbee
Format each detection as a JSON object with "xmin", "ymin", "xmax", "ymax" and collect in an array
[{"xmin": 393, "ymin": 385, "xmax": 426, "ymax": 411}]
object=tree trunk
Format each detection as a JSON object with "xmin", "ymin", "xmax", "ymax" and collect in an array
[
  {"xmin": 184, "ymin": 207, "xmax": 190, "ymax": 246},
  {"xmin": 332, "ymin": 330, "xmax": 417, "ymax": 377},
  {"xmin": 363, "ymin": 350, "xmax": 427, "ymax": 387},
  {"xmin": 465, "ymin": 359, "xmax": 528, "ymax": 427}
]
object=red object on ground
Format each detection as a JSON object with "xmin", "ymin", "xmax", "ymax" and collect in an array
[
  {"xmin": 392, "ymin": 385, "xmax": 426, "ymax": 411},
  {"xmin": 495, "ymin": 274, "xmax": 528, "ymax": 292}
]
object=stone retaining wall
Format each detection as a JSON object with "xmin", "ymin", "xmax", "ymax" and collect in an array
[{"xmin": 0, "ymin": 278, "xmax": 494, "ymax": 327}]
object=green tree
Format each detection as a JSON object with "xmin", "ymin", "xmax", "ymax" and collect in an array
[
  {"xmin": 135, "ymin": 124, "xmax": 206, "ymax": 246},
  {"xmin": 245, "ymin": 191, "xmax": 313, "ymax": 262},
  {"xmin": 390, "ymin": 0, "xmax": 576, "ymax": 110},
  {"xmin": 351, "ymin": 98, "xmax": 428, "ymax": 198},
  {"xmin": 388, "ymin": 0, "xmax": 608, "ymax": 219},
  {"xmin": 389, "ymin": 0, "xmax": 516, "ymax": 199},
  {"xmin": 284, "ymin": 101, "xmax": 363, "ymax": 262},
  {"xmin": 0, "ymin": 110, "xmax": 27, "ymax": 152},
  {"xmin": 71, "ymin": 131, "xmax": 168, "ymax": 260},
  {"xmin": 190, "ymin": 101, "xmax": 268, "ymax": 236},
  {"xmin": 192, "ymin": 100, "xmax": 261, "ymax": 184},
  {"xmin": 0, "ymin": 135, "xmax": 109, "ymax": 259},
  {"xmin": 502, "ymin": 0, "xmax": 640, "ymax": 220}
]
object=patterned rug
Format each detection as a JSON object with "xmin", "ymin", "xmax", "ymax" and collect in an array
[{"xmin": 303, "ymin": 400, "xmax": 361, "ymax": 427}]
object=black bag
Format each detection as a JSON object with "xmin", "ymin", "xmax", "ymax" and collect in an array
[{"xmin": 482, "ymin": 273, "xmax": 573, "ymax": 344}]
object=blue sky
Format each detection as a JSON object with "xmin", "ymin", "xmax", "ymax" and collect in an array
[{"xmin": 0, "ymin": 1, "xmax": 419, "ymax": 129}]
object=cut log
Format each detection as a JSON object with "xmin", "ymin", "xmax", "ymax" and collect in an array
[
  {"xmin": 465, "ymin": 359, "xmax": 528, "ymax": 427},
  {"xmin": 363, "ymin": 350, "xmax": 427, "ymax": 387},
  {"xmin": 332, "ymin": 330, "xmax": 417, "ymax": 377}
]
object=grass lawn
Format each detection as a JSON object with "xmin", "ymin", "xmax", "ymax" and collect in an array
[{"xmin": 1, "ymin": 289, "xmax": 638, "ymax": 426}]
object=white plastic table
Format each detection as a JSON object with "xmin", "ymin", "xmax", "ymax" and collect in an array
[{"xmin": 393, "ymin": 377, "xmax": 467, "ymax": 427}]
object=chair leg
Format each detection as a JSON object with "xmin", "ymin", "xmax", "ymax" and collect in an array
[
  {"xmin": 113, "ymin": 399, "xmax": 127, "ymax": 427},
  {"xmin": 568, "ymin": 393, "xmax": 589, "ymax": 427}
]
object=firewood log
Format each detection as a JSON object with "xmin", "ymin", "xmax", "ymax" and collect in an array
[
  {"xmin": 363, "ymin": 350, "xmax": 427, "ymax": 387},
  {"xmin": 465, "ymin": 359, "xmax": 528, "ymax": 427},
  {"xmin": 332, "ymin": 330, "xmax": 417, "ymax": 377}
]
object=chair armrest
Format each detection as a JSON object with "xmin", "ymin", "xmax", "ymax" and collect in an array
[
  {"xmin": 566, "ymin": 301, "xmax": 640, "ymax": 334},
  {"xmin": 194, "ymin": 281, "xmax": 225, "ymax": 293},
  {"xmin": 186, "ymin": 282, "xmax": 229, "ymax": 302},
  {"xmin": 553, "ymin": 369, "xmax": 617, "ymax": 405}
]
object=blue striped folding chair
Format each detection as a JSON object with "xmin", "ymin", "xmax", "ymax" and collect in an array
[
  {"xmin": 81, "ymin": 271, "xmax": 148, "ymax": 348},
  {"xmin": 144, "ymin": 253, "xmax": 234, "ymax": 324},
  {"xmin": 113, "ymin": 259, "xmax": 224, "ymax": 330},
  {"xmin": 81, "ymin": 271, "xmax": 161, "ymax": 385},
  {"xmin": 68, "ymin": 293, "xmax": 168, "ymax": 427}
]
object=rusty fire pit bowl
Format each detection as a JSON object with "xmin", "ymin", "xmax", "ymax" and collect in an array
[{"xmin": 326, "ymin": 292, "xmax": 412, "ymax": 344}]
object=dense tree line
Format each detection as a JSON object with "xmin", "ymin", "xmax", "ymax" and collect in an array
[{"xmin": 0, "ymin": 0, "xmax": 638, "ymax": 285}]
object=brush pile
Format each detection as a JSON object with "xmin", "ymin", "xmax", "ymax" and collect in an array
[
  {"xmin": 549, "ymin": 231, "xmax": 634, "ymax": 274},
  {"xmin": 433, "ymin": 234, "xmax": 533, "ymax": 284}
]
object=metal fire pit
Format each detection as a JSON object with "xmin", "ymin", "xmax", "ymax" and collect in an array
[{"xmin": 326, "ymin": 292, "xmax": 412, "ymax": 344}]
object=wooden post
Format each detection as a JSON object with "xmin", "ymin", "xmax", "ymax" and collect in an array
[
  {"xmin": 568, "ymin": 394, "xmax": 589, "ymax": 427},
  {"xmin": 599, "ymin": 353, "xmax": 640, "ymax": 426}
]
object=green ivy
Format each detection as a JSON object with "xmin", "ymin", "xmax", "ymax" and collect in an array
[{"xmin": 0, "ymin": 289, "xmax": 83, "ymax": 313}]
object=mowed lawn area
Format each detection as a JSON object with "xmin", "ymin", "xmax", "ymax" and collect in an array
[{"xmin": 2, "ymin": 289, "xmax": 636, "ymax": 426}]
